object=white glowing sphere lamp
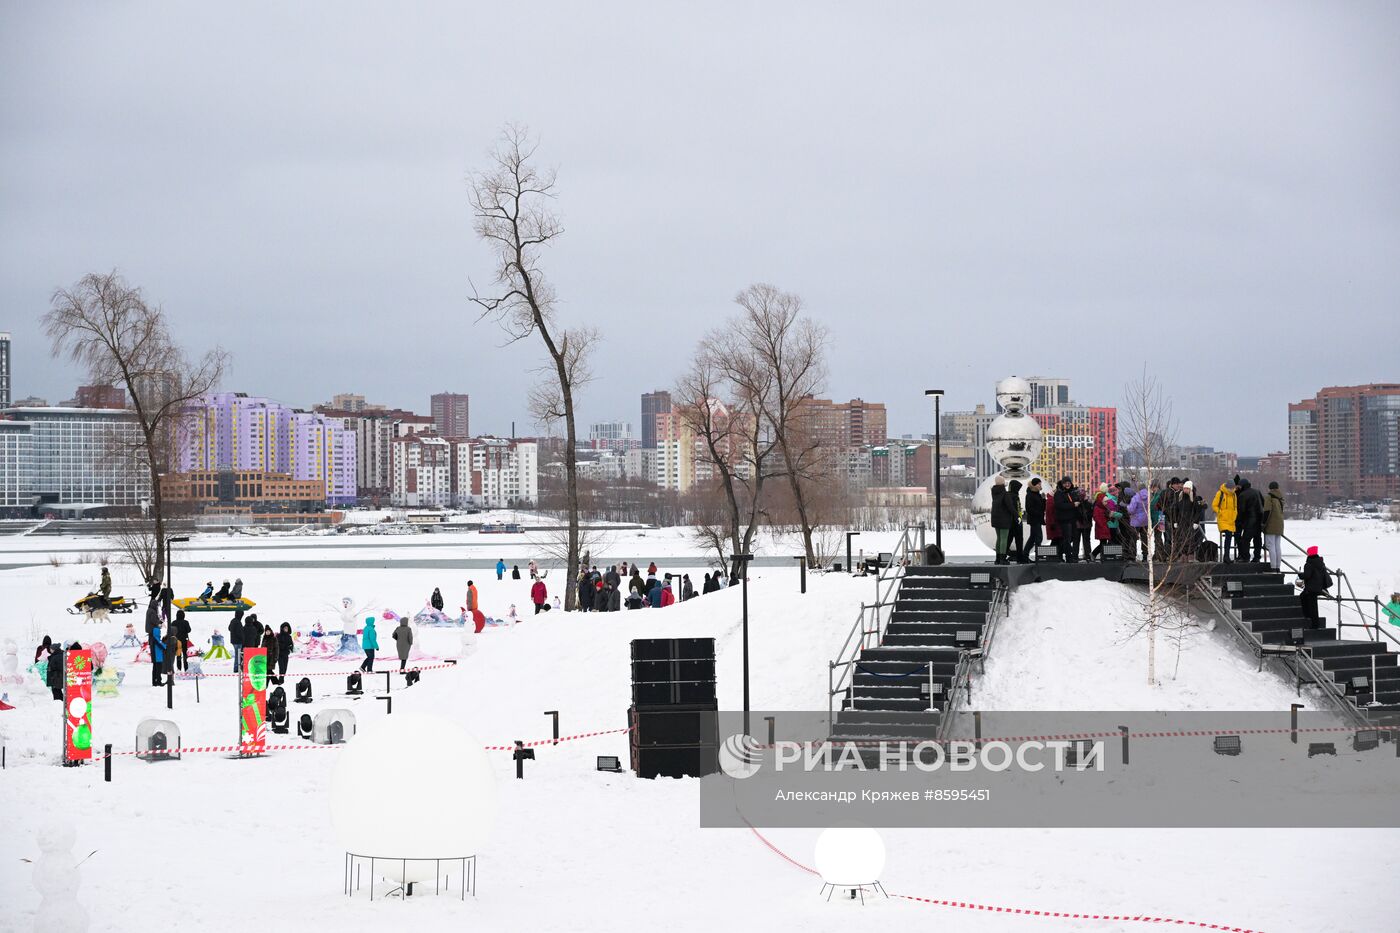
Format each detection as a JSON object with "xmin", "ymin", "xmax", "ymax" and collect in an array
[
  {"xmin": 330, "ymin": 713, "xmax": 497, "ymax": 875},
  {"xmin": 814, "ymin": 827, "xmax": 886, "ymax": 886}
]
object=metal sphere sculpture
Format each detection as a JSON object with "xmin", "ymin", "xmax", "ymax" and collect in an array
[{"xmin": 971, "ymin": 377, "xmax": 1044, "ymax": 551}]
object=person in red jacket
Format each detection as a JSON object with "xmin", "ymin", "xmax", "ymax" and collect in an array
[
  {"xmin": 530, "ymin": 579, "xmax": 548, "ymax": 615},
  {"xmin": 1043, "ymin": 489, "xmax": 1061, "ymax": 551},
  {"xmin": 1091, "ymin": 485, "xmax": 1115, "ymax": 559}
]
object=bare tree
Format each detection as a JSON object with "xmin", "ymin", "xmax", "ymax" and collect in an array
[
  {"xmin": 675, "ymin": 341, "xmax": 775, "ymax": 573},
  {"xmin": 732, "ymin": 284, "xmax": 828, "ymax": 565},
  {"xmin": 469, "ymin": 125, "xmax": 593, "ymax": 609},
  {"xmin": 44, "ymin": 271, "xmax": 226, "ymax": 585}
]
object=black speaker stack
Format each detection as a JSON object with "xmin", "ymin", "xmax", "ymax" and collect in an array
[{"xmin": 629, "ymin": 638, "xmax": 718, "ymax": 779}]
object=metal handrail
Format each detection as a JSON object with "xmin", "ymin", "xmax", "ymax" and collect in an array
[
  {"xmin": 828, "ymin": 525, "xmax": 916, "ymax": 722},
  {"xmin": 1194, "ymin": 578, "xmax": 1368, "ymax": 727}
]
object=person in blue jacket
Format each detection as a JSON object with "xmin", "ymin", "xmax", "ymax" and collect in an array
[
  {"xmin": 359, "ymin": 617, "xmax": 378, "ymax": 672},
  {"xmin": 149, "ymin": 620, "xmax": 166, "ymax": 686},
  {"xmin": 496, "ymin": 558, "xmax": 506, "ymax": 581},
  {"xmin": 647, "ymin": 576, "xmax": 663, "ymax": 609}
]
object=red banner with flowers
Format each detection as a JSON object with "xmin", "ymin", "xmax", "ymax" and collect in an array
[{"xmin": 63, "ymin": 649, "xmax": 94, "ymax": 763}]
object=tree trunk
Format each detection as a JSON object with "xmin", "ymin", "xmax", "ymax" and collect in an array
[{"xmin": 561, "ymin": 373, "xmax": 580, "ymax": 611}]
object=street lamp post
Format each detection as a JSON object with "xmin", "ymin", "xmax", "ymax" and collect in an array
[
  {"xmin": 164, "ymin": 535, "xmax": 189, "ymax": 617},
  {"xmin": 733, "ymin": 552, "xmax": 754, "ymax": 736},
  {"xmin": 925, "ymin": 389, "xmax": 945, "ymax": 555}
]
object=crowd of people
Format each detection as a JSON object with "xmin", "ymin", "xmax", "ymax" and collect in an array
[{"xmin": 991, "ymin": 473, "xmax": 1293, "ymax": 568}]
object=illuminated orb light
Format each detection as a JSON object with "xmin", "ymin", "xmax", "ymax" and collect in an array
[
  {"xmin": 814, "ymin": 827, "xmax": 886, "ymax": 886},
  {"xmin": 330, "ymin": 713, "xmax": 496, "ymax": 884}
]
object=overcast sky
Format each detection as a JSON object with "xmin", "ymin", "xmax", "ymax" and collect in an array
[{"xmin": 3, "ymin": 2, "xmax": 1397, "ymax": 453}]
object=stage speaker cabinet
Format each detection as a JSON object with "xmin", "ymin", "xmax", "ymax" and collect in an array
[
  {"xmin": 628, "ymin": 705, "xmax": 719, "ymax": 779},
  {"xmin": 630, "ymin": 638, "xmax": 716, "ymax": 707}
]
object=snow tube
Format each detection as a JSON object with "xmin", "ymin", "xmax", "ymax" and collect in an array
[{"xmin": 172, "ymin": 597, "xmax": 256, "ymax": 612}]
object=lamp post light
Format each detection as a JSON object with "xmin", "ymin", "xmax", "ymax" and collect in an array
[
  {"xmin": 733, "ymin": 552, "xmax": 755, "ymax": 735},
  {"xmin": 925, "ymin": 390, "xmax": 945, "ymax": 555}
]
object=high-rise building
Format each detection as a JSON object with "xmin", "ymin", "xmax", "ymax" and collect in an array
[
  {"xmin": 1287, "ymin": 384, "xmax": 1400, "ymax": 497},
  {"xmin": 0, "ymin": 332, "xmax": 10, "ymax": 409},
  {"xmin": 321, "ymin": 393, "xmax": 384, "ymax": 414},
  {"xmin": 431, "ymin": 392, "xmax": 471, "ymax": 438},
  {"xmin": 1288, "ymin": 398, "xmax": 1319, "ymax": 485},
  {"xmin": 0, "ymin": 420, "xmax": 34, "ymax": 512},
  {"xmin": 640, "ymin": 390, "xmax": 672, "ymax": 450},
  {"xmin": 796, "ymin": 397, "xmax": 887, "ymax": 449},
  {"xmin": 654, "ymin": 403, "xmax": 752, "ymax": 493},
  {"xmin": 589, "ymin": 421, "xmax": 635, "ymax": 450},
  {"xmin": 941, "ymin": 404, "xmax": 987, "ymax": 445},
  {"xmin": 5, "ymin": 406, "xmax": 149, "ymax": 508},
  {"xmin": 390, "ymin": 434, "xmax": 453, "ymax": 508},
  {"xmin": 452, "ymin": 437, "xmax": 539, "ymax": 508},
  {"xmin": 179, "ymin": 393, "xmax": 356, "ymax": 506},
  {"xmin": 1024, "ymin": 406, "xmax": 1117, "ymax": 487},
  {"xmin": 71, "ymin": 385, "xmax": 126, "ymax": 409}
]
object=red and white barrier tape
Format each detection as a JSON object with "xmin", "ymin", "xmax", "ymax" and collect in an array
[
  {"xmin": 746, "ymin": 824, "xmax": 1265, "ymax": 932},
  {"xmin": 91, "ymin": 726, "xmax": 633, "ymax": 760},
  {"xmin": 186, "ymin": 661, "xmax": 457, "ymax": 679}
]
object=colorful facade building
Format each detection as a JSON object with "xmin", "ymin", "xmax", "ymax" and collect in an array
[{"xmin": 179, "ymin": 393, "xmax": 356, "ymax": 506}]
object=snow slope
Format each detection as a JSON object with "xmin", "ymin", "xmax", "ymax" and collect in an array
[{"xmin": 0, "ymin": 523, "xmax": 1397, "ymax": 932}]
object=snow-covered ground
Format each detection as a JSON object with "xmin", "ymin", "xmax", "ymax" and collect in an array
[{"xmin": 0, "ymin": 519, "xmax": 1397, "ymax": 932}]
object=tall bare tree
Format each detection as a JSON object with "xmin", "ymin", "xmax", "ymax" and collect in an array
[
  {"xmin": 44, "ymin": 271, "xmax": 226, "ymax": 584},
  {"xmin": 733, "ymin": 284, "xmax": 828, "ymax": 565},
  {"xmin": 675, "ymin": 340, "xmax": 775, "ymax": 572},
  {"xmin": 469, "ymin": 125, "xmax": 594, "ymax": 609}
]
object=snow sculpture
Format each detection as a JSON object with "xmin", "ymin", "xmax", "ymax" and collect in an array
[
  {"xmin": 331, "ymin": 714, "xmax": 496, "ymax": 886},
  {"xmin": 971, "ymin": 376, "xmax": 1044, "ymax": 551},
  {"xmin": 30, "ymin": 822, "xmax": 90, "ymax": 933},
  {"xmin": 2, "ymin": 639, "xmax": 19, "ymax": 683}
]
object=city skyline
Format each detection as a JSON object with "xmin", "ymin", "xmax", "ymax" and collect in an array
[{"xmin": 3, "ymin": 4, "xmax": 1399, "ymax": 454}]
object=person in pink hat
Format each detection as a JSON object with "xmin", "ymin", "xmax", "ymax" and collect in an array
[{"xmin": 1297, "ymin": 545, "xmax": 1332, "ymax": 628}]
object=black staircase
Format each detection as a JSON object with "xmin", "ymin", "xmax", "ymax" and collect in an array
[
  {"xmin": 1209, "ymin": 564, "xmax": 1400, "ymax": 719},
  {"xmin": 830, "ymin": 567, "xmax": 1001, "ymax": 744}
]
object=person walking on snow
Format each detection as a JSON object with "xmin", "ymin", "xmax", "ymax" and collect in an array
[
  {"xmin": 431, "ymin": 588, "xmax": 444, "ymax": 611},
  {"xmin": 148, "ymin": 620, "xmax": 166, "ymax": 686},
  {"xmin": 1212, "ymin": 480, "xmax": 1238, "ymax": 563},
  {"xmin": 465, "ymin": 581, "xmax": 479, "ymax": 614},
  {"xmin": 392, "ymin": 616, "xmax": 413, "ymax": 671},
  {"xmin": 359, "ymin": 617, "xmax": 378, "ymax": 672},
  {"xmin": 1262, "ymin": 481, "xmax": 1286, "ymax": 570},
  {"xmin": 496, "ymin": 558, "xmax": 506, "ymax": 581},
  {"xmin": 172, "ymin": 610, "xmax": 191, "ymax": 672},
  {"xmin": 531, "ymin": 579, "xmax": 548, "ymax": 615},
  {"xmin": 276, "ymin": 622, "xmax": 294, "ymax": 683}
]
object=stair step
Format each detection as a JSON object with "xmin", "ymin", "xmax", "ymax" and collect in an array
[
  {"xmin": 896, "ymin": 587, "xmax": 994, "ymax": 603},
  {"xmin": 1308, "ymin": 641, "xmax": 1389, "ymax": 661},
  {"xmin": 843, "ymin": 696, "xmax": 933, "ymax": 712},
  {"xmin": 889, "ymin": 610, "xmax": 987, "ymax": 625},
  {"xmin": 860, "ymin": 646, "xmax": 963, "ymax": 663},
  {"xmin": 1324, "ymin": 654, "xmax": 1399, "ymax": 675},
  {"xmin": 1259, "ymin": 628, "xmax": 1336, "ymax": 644},
  {"xmin": 894, "ymin": 599, "xmax": 993, "ymax": 613},
  {"xmin": 1232, "ymin": 594, "xmax": 1303, "ymax": 609},
  {"xmin": 1241, "ymin": 606, "xmax": 1309, "ymax": 622},
  {"xmin": 885, "ymin": 621, "xmax": 985, "ymax": 636}
]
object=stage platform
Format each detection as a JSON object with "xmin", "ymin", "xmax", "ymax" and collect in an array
[{"xmin": 919, "ymin": 559, "xmax": 1247, "ymax": 592}]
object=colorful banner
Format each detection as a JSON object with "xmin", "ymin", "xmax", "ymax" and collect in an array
[
  {"xmin": 63, "ymin": 649, "xmax": 94, "ymax": 763},
  {"xmin": 239, "ymin": 647, "xmax": 268, "ymax": 755}
]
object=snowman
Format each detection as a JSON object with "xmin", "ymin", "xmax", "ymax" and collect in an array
[
  {"xmin": 29, "ymin": 823, "xmax": 90, "ymax": 933},
  {"xmin": 1, "ymin": 639, "xmax": 19, "ymax": 684}
]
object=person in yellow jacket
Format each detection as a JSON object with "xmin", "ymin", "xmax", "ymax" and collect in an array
[{"xmin": 1212, "ymin": 480, "xmax": 1238, "ymax": 563}]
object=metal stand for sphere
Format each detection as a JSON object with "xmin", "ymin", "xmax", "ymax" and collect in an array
[
  {"xmin": 345, "ymin": 852, "xmax": 475, "ymax": 901},
  {"xmin": 819, "ymin": 881, "xmax": 887, "ymax": 905}
]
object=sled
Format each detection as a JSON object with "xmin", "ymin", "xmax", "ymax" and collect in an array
[
  {"xmin": 69, "ymin": 595, "xmax": 135, "ymax": 615},
  {"xmin": 172, "ymin": 596, "xmax": 256, "ymax": 612}
]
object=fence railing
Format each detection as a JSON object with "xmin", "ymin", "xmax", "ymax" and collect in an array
[{"xmin": 827, "ymin": 525, "xmax": 918, "ymax": 723}]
